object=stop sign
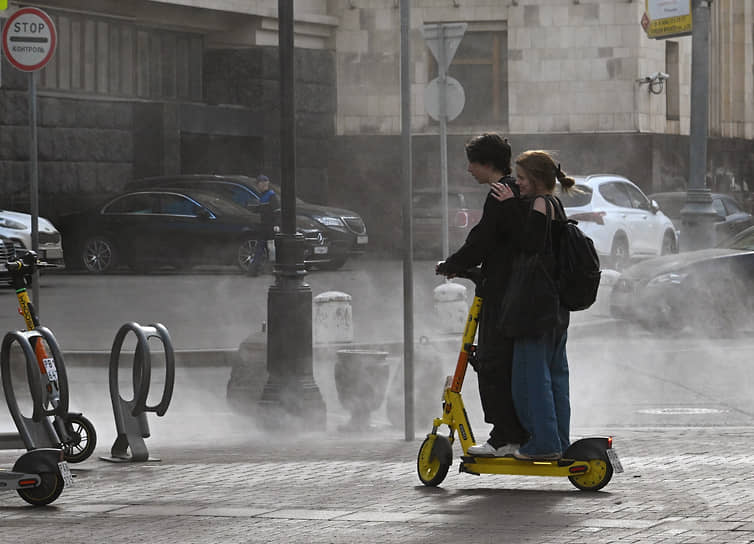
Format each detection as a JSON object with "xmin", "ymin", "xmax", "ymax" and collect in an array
[{"xmin": 2, "ymin": 7, "xmax": 57, "ymax": 72}]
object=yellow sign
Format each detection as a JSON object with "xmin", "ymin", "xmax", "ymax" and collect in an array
[
  {"xmin": 1, "ymin": 0, "xmax": 8, "ymax": 10},
  {"xmin": 644, "ymin": 0, "xmax": 692, "ymax": 39}
]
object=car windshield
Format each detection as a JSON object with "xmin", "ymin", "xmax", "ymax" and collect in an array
[
  {"xmin": 555, "ymin": 184, "xmax": 592, "ymax": 207},
  {"xmin": 721, "ymin": 227, "xmax": 754, "ymax": 250}
]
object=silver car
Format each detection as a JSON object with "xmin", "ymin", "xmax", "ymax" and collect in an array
[{"xmin": 0, "ymin": 209, "xmax": 65, "ymax": 267}]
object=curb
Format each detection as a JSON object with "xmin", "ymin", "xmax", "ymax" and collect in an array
[
  {"xmin": 61, "ymin": 317, "xmax": 625, "ymax": 368},
  {"xmin": 62, "ymin": 348, "xmax": 241, "ymax": 368}
]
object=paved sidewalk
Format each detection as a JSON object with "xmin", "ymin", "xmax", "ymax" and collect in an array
[{"xmin": 1, "ymin": 421, "xmax": 754, "ymax": 544}]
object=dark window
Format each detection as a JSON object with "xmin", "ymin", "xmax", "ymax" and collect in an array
[
  {"xmin": 428, "ymin": 27, "xmax": 508, "ymax": 127},
  {"xmin": 623, "ymin": 184, "xmax": 651, "ymax": 211},
  {"xmin": 665, "ymin": 41, "xmax": 680, "ymax": 121},
  {"xmin": 39, "ymin": 10, "xmax": 203, "ymax": 101},
  {"xmin": 104, "ymin": 194, "xmax": 157, "ymax": 214},
  {"xmin": 159, "ymin": 195, "xmax": 202, "ymax": 216},
  {"xmin": 599, "ymin": 182, "xmax": 632, "ymax": 208}
]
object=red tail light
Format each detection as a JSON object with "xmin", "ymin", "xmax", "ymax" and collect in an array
[
  {"xmin": 569, "ymin": 211, "xmax": 606, "ymax": 225},
  {"xmin": 454, "ymin": 211, "xmax": 469, "ymax": 228}
]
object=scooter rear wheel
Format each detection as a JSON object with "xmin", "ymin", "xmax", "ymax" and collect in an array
[
  {"xmin": 417, "ymin": 435, "xmax": 452, "ymax": 487},
  {"xmin": 17, "ymin": 472, "xmax": 64, "ymax": 506},
  {"xmin": 568, "ymin": 456, "xmax": 613, "ymax": 491}
]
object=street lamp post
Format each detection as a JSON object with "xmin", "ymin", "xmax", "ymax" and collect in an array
[
  {"xmin": 258, "ymin": 0, "xmax": 326, "ymax": 430},
  {"xmin": 680, "ymin": 0, "xmax": 717, "ymax": 251}
]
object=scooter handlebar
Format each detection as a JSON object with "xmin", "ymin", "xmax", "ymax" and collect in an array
[
  {"xmin": 436, "ymin": 262, "xmax": 483, "ymax": 286},
  {"xmin": 6, "ymin": 250, "xmax": 60, "ymax": 274}
]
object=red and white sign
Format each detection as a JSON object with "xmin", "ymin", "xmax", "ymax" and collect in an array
[{"xmin": 2, "ymin": 7, "xmax": 57, "ymax": 72}]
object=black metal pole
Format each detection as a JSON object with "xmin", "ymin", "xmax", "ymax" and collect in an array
[
  {"xmin": 258, "ymin": 0, "xmax": 325, "ymax": 430},
  {"xmin": 400, "ymin": 0, "xmax": 414, "ymax": 442},
  {"xmin": 680, "ymin": 0, "xmax": 717, "ymax": 251}
]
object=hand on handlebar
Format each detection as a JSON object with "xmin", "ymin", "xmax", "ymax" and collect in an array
[
  {"xmin": 436, "ymin": 261, "xmax": 483, "ymax": 286},
  {"xmin": 435, "ymin": 261, "xmax": 456, "ymax": 278}
]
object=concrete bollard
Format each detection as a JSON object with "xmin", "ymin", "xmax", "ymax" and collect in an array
[
  {"xmin": 314, "ymin": 291, "xmax": 354, "ymax": 344},
  {"xmin": 433, "ymin": 281, "xmax": 468, "ymax": 333}
]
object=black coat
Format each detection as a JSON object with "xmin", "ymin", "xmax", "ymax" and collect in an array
[{"xmin": 441, "ymin": 178, "xmax": 520, "ymax": 346}]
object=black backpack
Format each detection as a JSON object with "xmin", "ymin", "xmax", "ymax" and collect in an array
[{"xmin": 547, "ymin": 196, "xmax": 601, "ymax": 311}]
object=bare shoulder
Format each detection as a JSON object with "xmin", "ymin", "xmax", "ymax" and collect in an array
[{"xmin": 532, "ymin": 196, "xmax": 547, "ymax": 215}]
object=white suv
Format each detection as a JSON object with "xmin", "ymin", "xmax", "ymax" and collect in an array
[
  {"xmin": 556, "ymin": 175, "xmax": 677, "ymax": 270},
  {"xmin": 0, "ymin": 209, "xmax": 65, "ymax": 267}
]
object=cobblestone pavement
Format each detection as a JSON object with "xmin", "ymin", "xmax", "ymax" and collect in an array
[{"xmin": 2, "ymin": 422, "xmax": 754, "ymax": 544}]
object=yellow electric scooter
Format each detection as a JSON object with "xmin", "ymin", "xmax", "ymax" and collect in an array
[{"xmin": 417, "ymin": 268, "xmax": 623, "ymax": 491}]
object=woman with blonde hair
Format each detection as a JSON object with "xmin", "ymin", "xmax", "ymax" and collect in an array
[{"xmin": 491, "ymin": 150, "xmax": 575, "ymax": 460}]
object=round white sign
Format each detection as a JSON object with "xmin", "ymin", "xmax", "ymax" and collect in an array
[
  {"xmin": 424, "ymin": 76, "xmax": 466, "ymax": 122},
  {"xmin": 2, "ymin": 7, "xmax": 57, "ymax": 72}
]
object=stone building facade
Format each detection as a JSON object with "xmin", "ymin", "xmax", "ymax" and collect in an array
[{"xmin": 1, "ymin": 0, "xmax": 752, "ymax": 253}]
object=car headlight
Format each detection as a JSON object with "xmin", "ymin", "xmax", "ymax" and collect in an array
[
  {"xmin": 646, "ymin": 272, "xmax": 688, "ymax": 287},
  {"xmin": 0, "ymin": 217, "xmax": 26, "ymax": 230},
  {"xmin": 312, "ymin": 215, "xmax": 345, "ymax": 228}
]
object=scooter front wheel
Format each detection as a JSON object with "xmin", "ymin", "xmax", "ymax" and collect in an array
[
  {"xmin": 417, "ymin": 435, "xmax": 452, "ymax": 487},
  {"xmin": 568, "ymin": 455, "xmax": 613, "ymax": 491},
  {"xmin": 17, "ymin": 472, "xmax": 64, "ymax": 506},
  {"xmin": 63, "ymin": 414, "xmax": 97, "ymax": 463}
]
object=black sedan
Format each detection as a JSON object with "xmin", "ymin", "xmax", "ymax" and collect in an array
[
  {"xmin": 610, "ymin": 226, "xmax": 754, "ymax": 334},
  {"xmin": 59, "ymin": 189, "xmax": 332, "ymax": 274},
  {"xmin": 125, "ymin": 175, "xmax": 367, "ymax": 269}
]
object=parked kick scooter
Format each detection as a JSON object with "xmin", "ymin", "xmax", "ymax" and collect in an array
[
  {"xmin": 417, "ymin": 267, "xmax": 623, "ymax": 491},
  {"xmin": 5, "ymin": 250, "xmax": 97, "ymax": 463}
]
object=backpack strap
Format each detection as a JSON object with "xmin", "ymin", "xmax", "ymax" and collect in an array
[
  {"xmin": 530, "ymin": 195, "xmax": 554, "ymax": 255},
  {"xmin": 547, "ymin": 195, "xmax": 569, "ymax": 223}
]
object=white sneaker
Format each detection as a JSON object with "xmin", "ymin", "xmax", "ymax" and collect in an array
[
  {"xmin": 467, "ymin": 442, "xmax": 520, "ymax": 457},
  {"xmin": 495, "ymin": 443, "xmax": 520, "ymax": 456}
]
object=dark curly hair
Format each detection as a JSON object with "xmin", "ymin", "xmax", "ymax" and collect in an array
[{"xmin": 464, "ymin": 133, "xmax": 512, "ymax": 175}]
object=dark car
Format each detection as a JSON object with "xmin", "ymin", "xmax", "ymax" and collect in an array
[
  {"xmin": 412, "ymin": 186, "xmax": 487, "ymax": 256},
  {"xmin": 126, "ymin": 175, "xmax": 368, "ymax": 269},
  {"xmin": 58, "ymin": 189, "xmax": 333, "ymax": 274},
  {"xmin": 649, "ymin": 192, "xmax": 753, "ymax": 243},
  {"xmin": 610, "ymin": 225, "xmax": 754, "ymax": 334}
]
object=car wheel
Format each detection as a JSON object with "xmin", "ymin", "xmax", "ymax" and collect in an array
[
  {"xmin": 661, "ymin": 230, "xmax": 677, "ymax": 255},
  {"xmin": 82, "ymin": 236, "xmax": 117, "ymax": 273},
  {"xmin": 237, "ymin": 239, "xmax": 266, "ymax": 274},
  {"xmin": 610, "ymin": 235, "xmax": 630, "ymax": 271}
]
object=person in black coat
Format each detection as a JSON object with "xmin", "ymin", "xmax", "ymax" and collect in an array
[{"xmin": 436, "ymin": 133, "xmax": 528, "ymax": 456}]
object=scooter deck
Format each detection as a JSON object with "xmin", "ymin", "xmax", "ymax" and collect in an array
[
  {"xmin": 0, "ymin": 470, "xmax": 41, "ymax": 490},
  {"xmin": 459, "ymin": 455, "xmax": 591, "ymax": 477}
]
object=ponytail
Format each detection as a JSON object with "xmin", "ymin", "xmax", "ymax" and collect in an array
[{"xmin": 555, "ymin": 164, "xmax": 576, "ymax": 191}]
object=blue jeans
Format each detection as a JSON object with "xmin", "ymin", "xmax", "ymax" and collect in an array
[{"xmin": 512, "ymin": 330, "xmax": 570, "ymax": 456}]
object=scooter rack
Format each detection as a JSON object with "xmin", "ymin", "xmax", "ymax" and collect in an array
[
  {"xmin": 0, "ymin": 327, "xmax": 69, "ymax": 451},
  {"xmin": 100, "ymin": 322, "xmax": 175, "ymax": 463}
]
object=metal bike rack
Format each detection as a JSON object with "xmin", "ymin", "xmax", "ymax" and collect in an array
[
  {"xmin": 0, "ymin": 327, "xmax": 69, "ymax": 451},
  {"xmin": 100, "ymin": 322, "xmax": 175, "ymax": 463}
]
